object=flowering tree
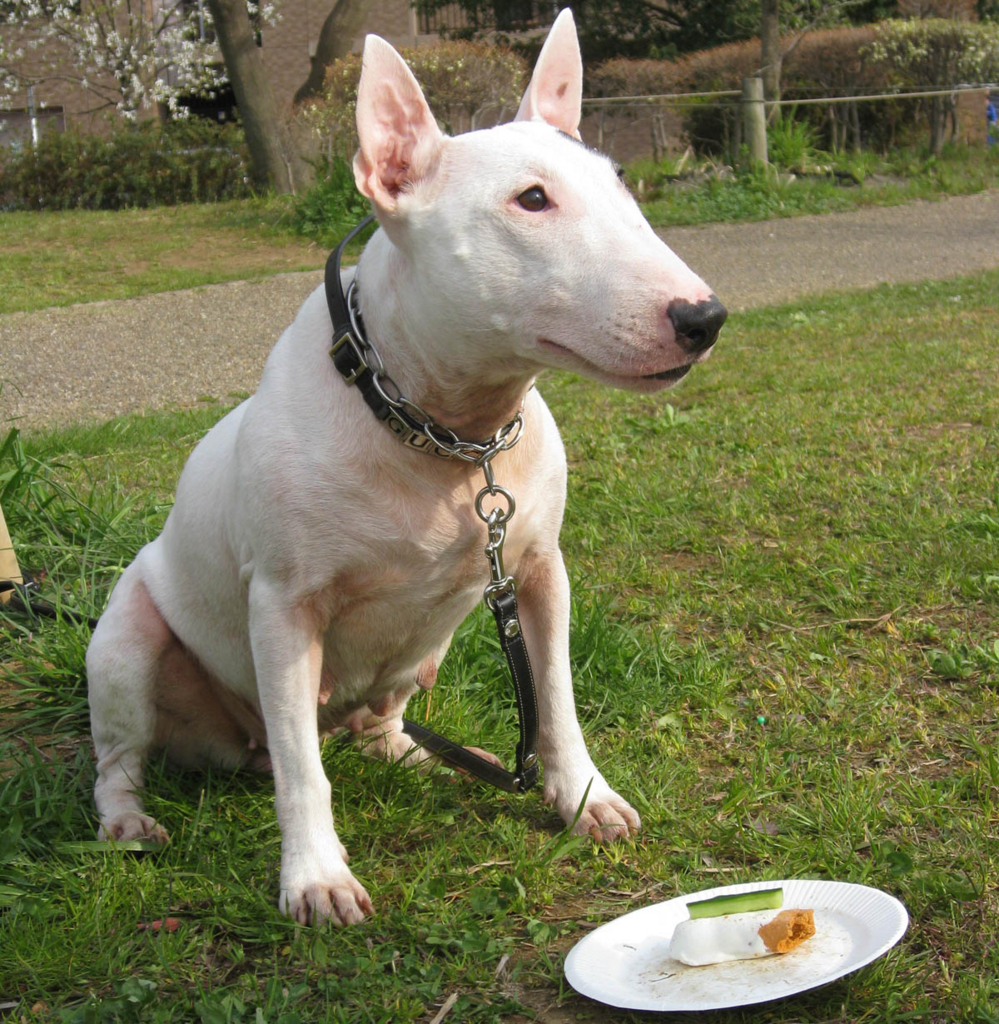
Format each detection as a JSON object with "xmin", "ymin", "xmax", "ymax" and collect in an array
[{"xmin": 0, "ymin": 0, "xmax": 226, "ymax": 119}]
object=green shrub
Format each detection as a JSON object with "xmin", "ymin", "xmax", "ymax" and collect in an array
[
  {"xmin": 300, "ymin": 40, "xmax": 527, "ymax": 158},
  {"xmin": 291, "ymin": 156, "xmax": 370, "ymax": 242},
  {"xmin": 865, "ymin": 19, "xmax": 999, "ymax": 153},
  {"xmin": 0, "ymin": 118, "xmax": 251, "ymax": 211},
  {"xmin": 767, "ymin": 109, "xmax": 821, "ymax": 170}
]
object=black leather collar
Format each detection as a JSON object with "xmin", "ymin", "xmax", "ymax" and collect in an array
[{"xmin": 326, "ymin": 215, "xmax": 506, "ymax": 460}]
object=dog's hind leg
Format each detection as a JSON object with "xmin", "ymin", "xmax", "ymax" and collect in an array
[
  {"xmin": 152, "ymin": 644, "xmax": 272, "ymax": 774},
  {"xmin": 86, "ymin": 562, "xmax": 173, "ymax": 844},
  {"xmin": 352, "ymin": 712, "xmax": 505, "ymax": 773}
]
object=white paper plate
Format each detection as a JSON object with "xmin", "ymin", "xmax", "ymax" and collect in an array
[{"xmin": 563, "ymin": 878, "xmax": 908, "ymax": 1012}]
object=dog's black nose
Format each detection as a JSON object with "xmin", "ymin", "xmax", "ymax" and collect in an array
[{"xmin": 668, "ymin": 296, "xmax": 727, "ymax": 353}]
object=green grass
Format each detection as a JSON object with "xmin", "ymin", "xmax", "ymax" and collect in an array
[
  {"xmin": 0, "ymin": 199, "xmax": 370, "ymax": 317},
  {"xmin": 2, "ymin": 270, "xmax": 999, "ymax": 1021}
]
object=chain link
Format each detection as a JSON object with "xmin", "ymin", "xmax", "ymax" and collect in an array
[{"xmin": 347, "ymin": 280, "xmax": 525, "ymax": 467}]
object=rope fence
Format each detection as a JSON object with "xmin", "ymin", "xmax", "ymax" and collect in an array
[
  {"xmin": 582, "ymin": 83, "xmax": 999, "ymax": 110},
  {"xmin": 578, "ymin": 79, "xmax": 999, "ymax": 163}
]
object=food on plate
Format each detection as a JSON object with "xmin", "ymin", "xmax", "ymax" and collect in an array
[{"xmin": 669, "ymin": 887, "xmax": 815, "ymax": 966}]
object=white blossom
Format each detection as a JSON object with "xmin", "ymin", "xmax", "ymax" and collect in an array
[{"xmin": 0, "ymin": 0, "xmax": 273, "ymax": 117}]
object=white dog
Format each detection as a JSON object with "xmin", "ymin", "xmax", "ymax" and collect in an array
[{"xmin": 86, "ymin": 10, "xmax": 725, "ymax": 926}]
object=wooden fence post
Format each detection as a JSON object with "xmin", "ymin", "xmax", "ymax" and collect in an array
[
  {"xmin": 742, "ymin": 76, "xmax": 768, "ymax": 165},
  {"xmin": 0, "ymin": 500, "xmax": 24, "ymax": 605}
]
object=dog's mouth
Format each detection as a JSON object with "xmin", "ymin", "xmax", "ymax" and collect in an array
[
  {"xmin": 642, "ymin": 364, "xmax": 692, "ymax": 383},
  {"xmin": 537, "ymin": 338, "xmax": 694, "ymax": 389}
]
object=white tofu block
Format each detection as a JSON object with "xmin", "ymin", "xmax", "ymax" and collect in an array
[{"xmin": 670, "ymin": 908, "xmax": 815, "ymax": 967}]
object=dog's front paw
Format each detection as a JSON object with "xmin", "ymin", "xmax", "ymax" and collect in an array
[
  {"xmin": 279, "ymin": 862, "xmax": 373, "ymax": 926},
  {"xmin": 98, "ymin": 812, "xmax": 169, "ymax": 844},
  {"xmin": 573, "ymin": 790, "xmax": 641, "ymax": 842},
  {"xmin": 547, "ymin": 779, "xmax": 641, "ymax": 842}
]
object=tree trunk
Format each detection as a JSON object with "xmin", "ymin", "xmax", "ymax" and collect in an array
[
  {"xmin": 760, "ymin": 0, "xmax": 780, "ymax": 123},
  {"xmin": 294, "ymin": 0, "xmax": 375, "ymax": 106},
  {"xmin": 206, "ymin": 0, "xmax": 293, "ymax": 192}
]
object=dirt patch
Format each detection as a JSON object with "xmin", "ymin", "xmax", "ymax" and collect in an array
[
  {"xmin": 0, "ymin": 665, "xmax": 23, "ymax": 704},
  {"xmin": 157, "ymin": 235, "xmax": 325, "ymax": 275},
  {"xmin": 497, "ymin": 938, "xmax": 598, "ymax": 1023}
]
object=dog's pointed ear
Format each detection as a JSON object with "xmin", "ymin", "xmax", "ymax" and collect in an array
[
  {"xmin": 353, "ymin": 35, "xmax": 443, "ymax": 213},
  {"xmin": 514, "ymin": 8, "xmax": 583, "ymax": 138}
]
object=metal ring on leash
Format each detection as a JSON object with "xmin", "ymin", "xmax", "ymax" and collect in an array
[{"xmin": 475, "ymin": 484, "xmax": 515, "ymax": 523}]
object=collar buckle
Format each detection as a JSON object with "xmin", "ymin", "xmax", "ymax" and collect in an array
[{"xmin": 329, "ymin": 329, "xmax": 369, "ymax": 386}]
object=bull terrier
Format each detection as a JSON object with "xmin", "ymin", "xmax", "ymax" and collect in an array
[{"xmin": 85, "ymin": 9, "xmax": 726, "ymax": 925}]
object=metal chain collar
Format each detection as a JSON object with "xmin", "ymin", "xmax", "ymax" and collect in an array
[{"xmin": 343, "ymin": 280, "xmax": 525, "ymax": 466}]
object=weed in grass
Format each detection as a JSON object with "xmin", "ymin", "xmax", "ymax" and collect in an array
[{"xmin": 291, "ymin": 157, "xmax": 372, "ymax": 246}]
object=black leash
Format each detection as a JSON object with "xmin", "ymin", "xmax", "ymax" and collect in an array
[
  {"xmin": 401, "ymin": 586, "xmax": 539, "ymax": 793},
  {"xmin": 1, "ymin": 572, "xmax": 99, "ymax": 631},
  {"xmin": 325, "ymin": 219, "xmax": 540, "ymax": 793}
]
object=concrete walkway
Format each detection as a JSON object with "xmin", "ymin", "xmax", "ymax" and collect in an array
[{"xmin": 2, "ymin": 191, "xmax": 998, "ymax": 431}]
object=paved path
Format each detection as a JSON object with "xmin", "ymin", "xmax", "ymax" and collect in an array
[{"xmin": 2, "ymin": 191, "xmax": 998, "ymax": 431}]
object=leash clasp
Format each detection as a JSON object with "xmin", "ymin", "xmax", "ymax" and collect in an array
[
  {"xmin": 483, "ymin": 509, "xmax": 515, "ymax": 610},
  {"xmin": 477, "ymin": 458, "xmax": 518, "ymax": 609}
]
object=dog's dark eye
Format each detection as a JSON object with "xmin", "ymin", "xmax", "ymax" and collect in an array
[{"xmin": 516, "ymin": 187, "xmax": 548, "ymax": 212}]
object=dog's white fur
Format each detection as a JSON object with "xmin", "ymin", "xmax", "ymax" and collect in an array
[{"xmin": 86, "ymin": 11, "xmax": 720, "ymax": 926}]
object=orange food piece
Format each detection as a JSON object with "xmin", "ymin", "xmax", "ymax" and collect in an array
[{"xmin": 758, "ymin": 908, "xmax": 815, "ymax": 953}]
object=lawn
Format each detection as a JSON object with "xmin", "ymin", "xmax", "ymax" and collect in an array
[
  {"xmin": 1, "ymin": 270, "xmax": 998, "ymax": 1022},
  {"xmin": 0, "ymin": 201, "xmax": 330, "ymax": 316}
]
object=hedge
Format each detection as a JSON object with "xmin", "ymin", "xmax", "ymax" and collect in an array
[{"xmin": 0, "ymin": 118, "xmax": 251, "ymax": 211}]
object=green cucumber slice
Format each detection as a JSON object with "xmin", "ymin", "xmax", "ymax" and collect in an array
[{"xmin": 687, "ymin": 886, "xmax": 783, "ymax": 919}]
